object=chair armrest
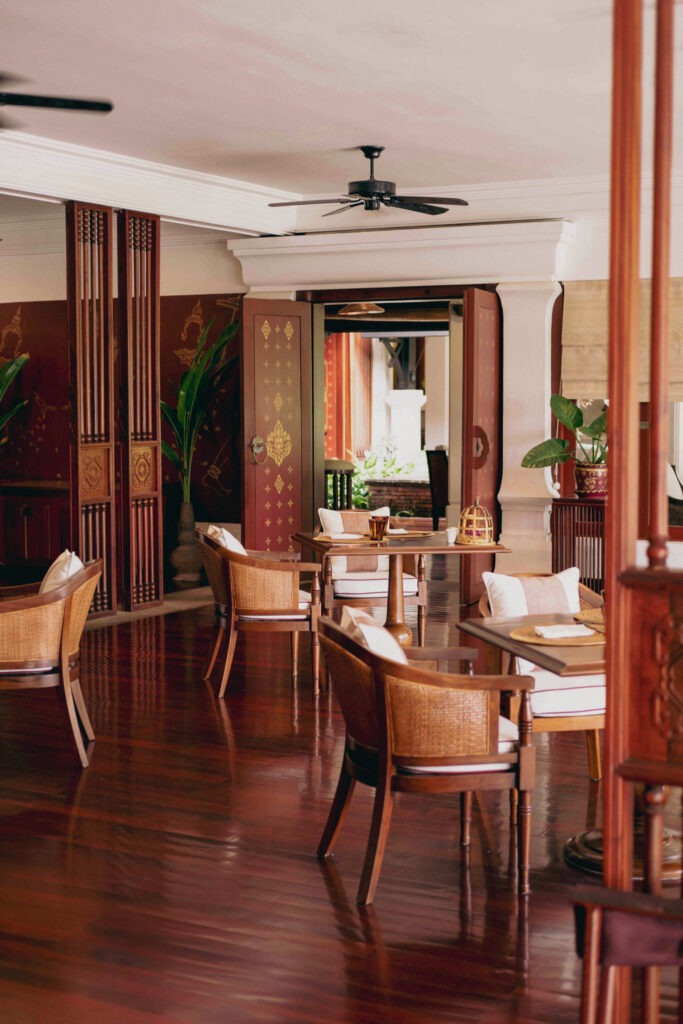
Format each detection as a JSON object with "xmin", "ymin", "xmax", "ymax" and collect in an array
[
  {"xmin": 250, "ymin": 549, "xmax": 301, "ymax": 563},
  {"xmin": 406, "ymin": 646, "xmax": 478, "ymax": 673},
  {"xmin": 0, "ymin": 581, "xmax": 41, "ymax": 600}
]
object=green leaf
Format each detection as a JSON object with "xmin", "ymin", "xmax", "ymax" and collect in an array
[
  {"xmin": 161, "ymin": 440, "xmax": 182, "ymax": 474},
  {"xmin": 582, "ymin": 410, "xmax": 607, "ymax": 439},
  {"xmin": 521, "ymin": 438, "xmax": 571, "ymax": 468},
  {"xmin": 550, "ymin": 394, "xmax": 583, "ymax": 433},
  {"xmin": 0, "ymin": 353, "xmax": 29, "ymax": 402},
  {"xmin": 160, "ymin": 320, "xmax": 239, "ymax": 500}
]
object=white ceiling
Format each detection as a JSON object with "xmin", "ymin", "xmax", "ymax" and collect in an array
[{"xmin": 1, "ymin": 0, "xmax": 682, "ymax": 233}]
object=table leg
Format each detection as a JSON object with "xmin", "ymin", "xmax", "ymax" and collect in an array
[{"xmin": 384, "ymin": 553, "xmax": 413, "ymax": 647}]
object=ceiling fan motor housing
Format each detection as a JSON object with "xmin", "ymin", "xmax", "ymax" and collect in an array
[{"xmin": 347, "ymin": 178, "xmax": 396, "ymax": 199}]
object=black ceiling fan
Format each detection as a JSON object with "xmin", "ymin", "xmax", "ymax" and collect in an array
[
  {"xmin": 269, "ymin": 145, "xmax": 468, "ymax": 217},
  {"xmin": 0, "ymin": 73, "xmax": 113, "ymax": 129}
]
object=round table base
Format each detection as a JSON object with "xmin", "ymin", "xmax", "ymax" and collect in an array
[
  {"xmin": 564, "ymin": 827, "xmax": 683, "ymax": 883},
  {"xmin": 384, "ymin": 621, "xmax": 413, "ymax": 646}
]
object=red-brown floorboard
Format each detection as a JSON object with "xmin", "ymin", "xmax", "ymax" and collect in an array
[{"xmin": 0, "ymin": 556, "xmax": 678, "ymax": 1022}]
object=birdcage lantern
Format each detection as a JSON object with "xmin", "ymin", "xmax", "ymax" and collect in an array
[{"xmin": 456, "ymin": 498, "xmax": 494, "ymax": 546}]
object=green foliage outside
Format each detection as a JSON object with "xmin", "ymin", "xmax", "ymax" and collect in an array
[{"xmin": 346, "ymin": 439, "xmax": 418, "ymax": 509}]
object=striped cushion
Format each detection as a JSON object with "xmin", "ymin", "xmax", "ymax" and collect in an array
[{"xmin": 529, "ymin": 670, "xmax": 606, "ymax": 716}]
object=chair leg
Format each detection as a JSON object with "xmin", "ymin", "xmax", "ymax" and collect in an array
[
  {"xmin": 357, "ymin": 777, "xmax": 394, "ymax": 905},
  {"xmin": 70, "ymin": 677, "xmax": 95, "ymax": 741},
  {"xmin": 460, "ymin": 791, "xmax": 473, "ymax": 847},
  {"xmin": 517, "ymin": 787, "xmax": 532, "ymax": 896},
  {"xmin": 417, "ymin": 604, "xmax": 426, "ymax": 647},
  {"xmin": 586, "ymin": 730, "xmax": 602, "ymax": 781},
  {"xmin": 317, "ymin": 759, "xmax": 356, "ymax": 858},
  {"xmin": 59, "ymin": 666, "xmax": 91, "ymax": 768},
  {"xmin": 311, "ymin": 630, "xmax": 320, "ymax": 694},
  {"xmin": 203, "ymin": 623, "xmax": 225, "ymax": 682},
  {"xmin": 217, "ymin": 622, "xmax": 238, "ymax": 699},
  {"xmin": 291, "ymin": 631, "xmax": 300, "ymax": 680}
]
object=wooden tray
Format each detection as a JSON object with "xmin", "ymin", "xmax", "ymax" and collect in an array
[
  {"xmin": 386, "ymin": 530, "xmax": 434, "ymax": 539},
  {"xmin": 509, "ymin": 626, "xmax": 605, "ymax": 647}
]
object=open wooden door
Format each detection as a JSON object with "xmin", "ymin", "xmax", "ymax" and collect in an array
[
  {"xmin": 460, "ymin": 288, "xmax": 501, "ymax": 606},
  {"xmin": 241, "ymin": 299, "xmax": 313, "ymax": 550}
]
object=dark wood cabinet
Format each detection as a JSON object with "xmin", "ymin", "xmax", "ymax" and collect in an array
[
  {"xmin": 0, "ymin": 480, "xmax": 70, "ymax": 567},
  {"xmin": 551, "ymin": 497, "xmax": 605, "ymax": 594}
]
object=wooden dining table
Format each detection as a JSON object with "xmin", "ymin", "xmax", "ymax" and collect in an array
[
  {"xmin": 457, "ymin": 613, "xmax": 683, "ymax": 881},
  {"xmin": 456, "ymin": 612, "xmax": 606, "ymax": 676},
  {"xmin": 292, "ymin": 529, "xmax": 509, "ymax": 646}
]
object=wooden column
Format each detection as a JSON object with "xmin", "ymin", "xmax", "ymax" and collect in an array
[
  {"xmin": 117, "ymin": 211, "xmax": 163, "ymax": 610},
  {"xmin": 66, "ymin": 202, "xmax": 116, "ymax": 615}
]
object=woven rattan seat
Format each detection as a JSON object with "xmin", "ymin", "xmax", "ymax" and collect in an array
[
  {"xmin": 196, "ymin": 529, "xmax": 322, "ymax": 697},
  {"xmin": 0, "ymin": 560, "xmax": 102, "ymax": 767},
  {"xmin": 317, "ymin": 616, "xmax": 535, "ymax": 905}
]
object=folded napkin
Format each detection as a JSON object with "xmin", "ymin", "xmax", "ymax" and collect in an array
[
  {"xmin": 387, "ymin": 527, "xmax": 408, "ymax": 534},
  {"xmin": 534, "ymin": 624, "xmax": 595, "ymax": 640}
]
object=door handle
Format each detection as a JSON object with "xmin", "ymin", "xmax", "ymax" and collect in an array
[{"xmin": 248, "ymin": 435, "xmax": 267, "ymax": 465}]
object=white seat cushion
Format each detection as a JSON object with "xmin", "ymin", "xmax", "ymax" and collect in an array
[
  {"xmin": 332, "ymin": 571, "xmax": 418, "ymax": 599},
  {"xmin": 207, "ymin": 524, "xmax": 247, "ymax": 555},
  {"xmin": 401, "ymin": 716, "xmax": 519, "ymax": 774},
  {"xmin": 528, "ymin": 670, "xmax": 606, "ymax": 717},
  {"xmin": 39, "ymin": 549, "xmax": 85, "ymax": 594},
  {"xmin": 339, "ymin": 606, "xmax": 408, "ymax": 664}
]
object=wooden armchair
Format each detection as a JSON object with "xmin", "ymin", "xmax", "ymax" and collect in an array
[
  {"xmin": 0, "ymin": 560, "xmax": 102, "ymax": 767},
  {"xmin": 479, "ymin": 571, "xmax": 605, "ymax": 781},
  {"xmin": 317, "ymin": 616, "xmax": 535, "ymax": 905},
  {"xmin": 317, "ymin": 508, "xmax": 427, "ymax": 644},
  {"xmin": 196, "ymin": 529, "xmax": 322, "ymax": 698}
]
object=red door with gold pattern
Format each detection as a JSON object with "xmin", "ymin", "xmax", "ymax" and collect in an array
[
  {"xmin": 241, "ymin": 299, "xmax": 313, "ymax": 551},
  {"xmin": 460, "ymin": 288, "xmax": 501, "ymax": 606}
]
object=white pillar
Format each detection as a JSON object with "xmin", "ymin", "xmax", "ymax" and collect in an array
[
  {"xmin": 385, "ymin": 389, "xmax": 426, "ymax": 462},
  {"xmin": 370, "ymin": 339, "xmax": 392, "ymax": 448},
  {"xmin": 496, "ymin": 281, "xmax": 562, "ymax": 572}
]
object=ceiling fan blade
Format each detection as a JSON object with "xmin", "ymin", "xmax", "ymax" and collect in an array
[
  {"xmin": 395, "ymin": 195, "xmax": 468, "ymax": 207},
  {"xmin": 0, "ymin": 92, "xmax": 113, "ymax": 112},
  {"xmin": 269, "ymin": 197, "xmax": 351, "ymax": 208},
  {"xmin": 322, "ymin": 201, "xmax": 363, "ymax": 217},
  {"xmin": 385, "ymin": 198, "xmax": 448, "ymax": 216}
]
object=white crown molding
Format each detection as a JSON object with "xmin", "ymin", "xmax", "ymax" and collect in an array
[
  {"xmin": 0, "ymin": 132, "xmax": 283, "ymax": 236},
  {"xmin": 229, "ymin": 219, "xmax": 577, "ymax": 292}
]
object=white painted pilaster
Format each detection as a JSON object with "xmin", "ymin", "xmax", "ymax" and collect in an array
[{"xmin": 496, "ymin": 281, "xmax": 562, "ymax": 572}]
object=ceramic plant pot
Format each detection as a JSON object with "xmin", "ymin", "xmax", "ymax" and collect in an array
[
  {"xmin": 574, "ymin": 464, "xmax": 608, "ymax": 500},
  {"xmin": 169, "ymin": 500, "xmax": 202, "ymax": 588}
]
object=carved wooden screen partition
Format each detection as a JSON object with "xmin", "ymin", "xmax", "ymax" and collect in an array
[
  {"xmin": 66, "ymin": 202, "xmax": 116, "ymax": 615},
  {"xmin": 117, "ymin": 211, "xmax": 163, "ymax": 610}
]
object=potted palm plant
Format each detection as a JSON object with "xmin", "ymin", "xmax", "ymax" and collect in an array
[
  {"xmin": 521, "ymin": 395, "xmax": 608, "ymax": 499},
  {"xmin": 0, "ymin": 353, "xmax": 30, "ymax": 447},
  {"xmin": 161, "ymin": 318, "xmax": 239, "ymax": 586}
]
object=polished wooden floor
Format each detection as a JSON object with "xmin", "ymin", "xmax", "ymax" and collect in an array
[{"xmin": 0, "ymin": 557, "xmax": 677, "ymax": 1023}]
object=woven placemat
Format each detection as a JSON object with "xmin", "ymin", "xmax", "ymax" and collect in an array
[
  {"xmin": 575, "ymin": 608, "xmax": 606, "ymax": 628},
  {"xmin": 509, "ymin": 626, "xmax": 605, "ymax": 647}
]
